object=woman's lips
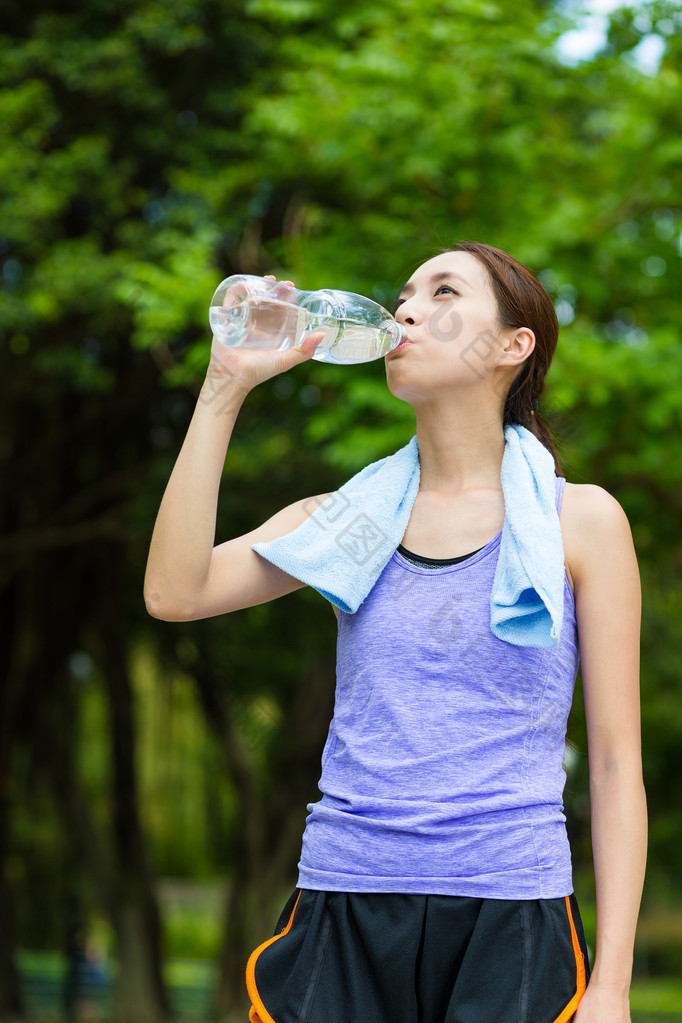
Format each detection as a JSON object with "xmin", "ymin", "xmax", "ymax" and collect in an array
[{"xmin": 387, "ymin": 338, "xmax": 413, "ymax": 355}]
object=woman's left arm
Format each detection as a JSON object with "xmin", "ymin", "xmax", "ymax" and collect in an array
[{"xmin": 565, "ymin": 484, "xmax": 647, "ymax": 1023}]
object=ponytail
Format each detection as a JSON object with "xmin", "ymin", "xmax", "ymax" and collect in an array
[{"xmin": 502, "ymin": 358, "xmax": 563, "ymax": 476}]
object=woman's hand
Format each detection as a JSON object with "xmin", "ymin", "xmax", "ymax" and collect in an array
[
  {"xmin": 573, "ymin": 980, "xmax": 630, "ymax": 1022},
  {"xmin": 206, "ymin": 274, "xmax": 323, "ymax": 396}
]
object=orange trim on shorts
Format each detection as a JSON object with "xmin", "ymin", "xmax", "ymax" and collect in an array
[
  {"xmin": 551, "ymin": 895, "xmax": 588, "ymax": 1023},
  {"xmin": 246, "ymin": 890, "xmax": 302, "ymax": 1023}
]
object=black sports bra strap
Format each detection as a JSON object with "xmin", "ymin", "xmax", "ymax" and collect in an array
[{"xmin": 397, "ymin": 544, "xmax": 485, "ymax": 568}]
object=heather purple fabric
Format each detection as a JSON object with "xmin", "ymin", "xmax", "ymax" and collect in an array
[{"xmin": 297, "ymin": 477, "xmax": 580, "ymax": 899}]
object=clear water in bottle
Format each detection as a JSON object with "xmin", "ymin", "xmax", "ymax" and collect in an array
[
  {"xmin": 209, "ymin": 276, "xmax": 403, "ymax": 364},
  {"xmin": 209, "ymin": 294, "xmax": 308, "ymax": 351},
  {"xmin": 309, "ymin": 319, "xmax": 401, "ymax": 364}
]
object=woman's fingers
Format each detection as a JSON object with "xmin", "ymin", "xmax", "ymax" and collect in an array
[
  {"xmin": 297, "ymin": 331, "xmax": 325, "ymax": 353},
  {"xmin": 264, "ymin": 274, "xmax": 295, "ymax": 288}
]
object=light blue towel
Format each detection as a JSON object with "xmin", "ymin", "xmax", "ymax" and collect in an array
[{"xmin": 253, "ymin": 424, "xmax": 565, "ymax": 647}]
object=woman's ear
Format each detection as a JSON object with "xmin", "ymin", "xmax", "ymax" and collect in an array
[{"xmin": 501, "ymin": 327, "xmax": 535, "ymax": 367}]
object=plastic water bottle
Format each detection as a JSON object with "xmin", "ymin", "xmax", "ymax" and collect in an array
[{"xmin": 209, "ymin": 275, "xmax": 404, "ymax": 364}]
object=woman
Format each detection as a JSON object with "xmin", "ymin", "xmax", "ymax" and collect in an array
[{"xmin": 144, "ymin": 242, "xmax": 646, "ymax": 1022}]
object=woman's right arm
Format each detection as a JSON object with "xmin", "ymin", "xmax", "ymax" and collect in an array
[{"xmin": 144, "ymin": 283, "xmax": 327, "ymax": 622}]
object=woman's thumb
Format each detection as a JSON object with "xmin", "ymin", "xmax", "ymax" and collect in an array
[{"xmin": 294, "ymin": 331, "xmax": 325, "ymax": 359}]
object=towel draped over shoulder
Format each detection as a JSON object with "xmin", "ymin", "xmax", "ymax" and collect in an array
[{"xmin": 253, "ymin": 424, "xmax": 564, "ymax": 648}]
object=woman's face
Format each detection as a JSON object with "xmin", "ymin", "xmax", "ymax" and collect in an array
[{"xmin": 386, "ymin": 251, "xmax": 508, "ymax": 402}]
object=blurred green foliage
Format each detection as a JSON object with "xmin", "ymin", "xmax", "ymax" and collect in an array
[{"xmin": 1, "ymin": 0, "xmax": 682, "ymax": 1016}]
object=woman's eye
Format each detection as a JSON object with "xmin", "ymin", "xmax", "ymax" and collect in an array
[{"xmin": 395, "ymin": 285, "xmax": 458, "ymax": 311}]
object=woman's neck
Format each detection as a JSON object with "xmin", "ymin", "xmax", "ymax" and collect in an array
[{"xmin": 414, "ymin": 404, "xmax": 506, "ymax": 493}]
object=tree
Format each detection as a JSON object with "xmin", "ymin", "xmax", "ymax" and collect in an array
[{"xmin": 1, "ymin": 1, "xmax": 681, "ymax": 1018}]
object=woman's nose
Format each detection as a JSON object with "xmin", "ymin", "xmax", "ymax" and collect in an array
[{"xmin": 395, "ymin": 298, "xmax": 421, "ymax": 325}]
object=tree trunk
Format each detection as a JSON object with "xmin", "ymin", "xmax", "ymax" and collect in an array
[
  {"xmin": 192, "ymin": 658, "xmax": 269, "ymax": 1019},
  {"xmin": 0, "ymin": 565, "xmax": 31, "ymax": 1022},
  {"xmin": 0, "ymin": 798, "xmax": 23, "ymax": 1023},
  {"xmin": 97, "ymin": 558, "xmax": 168, "ymax": 1023},
  {"xmin": 191, "ymin": 647, "xmax": 335, "ymax": 1021}
]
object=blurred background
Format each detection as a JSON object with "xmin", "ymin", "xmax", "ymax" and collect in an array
[{"xmin": 1, "ymin": 0, "xmax": 681, "ymax": 1019}]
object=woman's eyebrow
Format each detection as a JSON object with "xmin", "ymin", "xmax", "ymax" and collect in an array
[{"xmin": 397, "ymin": 271, "xmax": 469, "ymax": 299}]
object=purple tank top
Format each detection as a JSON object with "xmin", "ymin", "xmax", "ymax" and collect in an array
[{"xmin": 297, "ymin": 476, "xmax": 580, "ymax": 899}]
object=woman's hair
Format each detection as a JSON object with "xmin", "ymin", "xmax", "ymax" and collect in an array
[{"xmin": 445, "ymin": 241, "xmax": 562, "ymax": 475}]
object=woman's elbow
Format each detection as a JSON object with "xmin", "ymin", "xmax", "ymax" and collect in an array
[
  {"xmin": 588, "ymin": 755, "xmax": 646, "ymax": 791},
  {"xmin": 144, "ymin": 588, "xmax": 196, "ymax": 622}
]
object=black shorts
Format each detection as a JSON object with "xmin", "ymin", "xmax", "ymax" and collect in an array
[{"xmin": 246, "ymin": 888, "xmax": 590, "ymax": 1023}]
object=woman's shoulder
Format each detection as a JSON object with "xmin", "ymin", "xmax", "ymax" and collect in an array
[
  {"xmin": 561, "ymin": 480, "xmax": 630, "ymax": 525},
  {"xmin": 560, "ymin": 481, "xmax": 635, "ymax": 595}
]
